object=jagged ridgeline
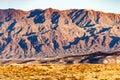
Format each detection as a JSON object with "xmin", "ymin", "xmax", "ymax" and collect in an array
[{"xmin": 0, "ymin": 8, "xmax": 120, "ymax": 59}]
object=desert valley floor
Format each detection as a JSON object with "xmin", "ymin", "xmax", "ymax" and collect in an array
[{"xmin": 0, "ymin": 64, "xmax": 120, "ymax": 80}]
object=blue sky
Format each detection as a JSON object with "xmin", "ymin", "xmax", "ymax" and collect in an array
[{"xmin": 0, "ymin": 0, "xmax": 120, "ymax": 13}]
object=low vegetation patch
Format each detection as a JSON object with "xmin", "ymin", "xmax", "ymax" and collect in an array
[{"xmin": 0, "ymin": 64, "xmax": 120, "ymax": 80}]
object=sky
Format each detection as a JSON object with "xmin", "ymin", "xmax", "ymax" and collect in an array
[{"xmin": 0, "ymin": 0, "xmax": 120, "ymax": 13}]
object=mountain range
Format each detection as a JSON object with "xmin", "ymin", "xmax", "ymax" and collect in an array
[{"xmin": 0, "ymin": 8, "xmax": 120, "ymax": 59}]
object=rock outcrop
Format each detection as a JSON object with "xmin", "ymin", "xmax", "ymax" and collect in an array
[{"xmin": 0, "ymin": 8, "xmax": 120, "ymax": 59}]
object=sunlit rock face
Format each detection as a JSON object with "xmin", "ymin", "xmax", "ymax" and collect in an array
[{"xmin": 0, "ymin": 8, "xmax": 120, "ymax": 59}]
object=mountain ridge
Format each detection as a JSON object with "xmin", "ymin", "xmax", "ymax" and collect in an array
[{"xmin": 0, "ymin": 8, "xmax": 120, "ymax": 14}]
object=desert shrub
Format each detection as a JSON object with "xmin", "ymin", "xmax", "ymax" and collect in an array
[
  {"xmin": 79, "ymin": 75, "xmax": 85, "ymax": 80},
  {"xmin": 116, "ymin": 78, "xmax": 120, "ymax": 80}
]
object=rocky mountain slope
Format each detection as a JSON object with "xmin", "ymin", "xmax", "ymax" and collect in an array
[{"xmin": 0, "ymin": 8, "xmax": 120, "ymax": 59}]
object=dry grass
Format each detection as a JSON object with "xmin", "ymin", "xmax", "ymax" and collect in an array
[{"xmin": 0, "ymin": 64, "xmax": 120, "ymax": 80}]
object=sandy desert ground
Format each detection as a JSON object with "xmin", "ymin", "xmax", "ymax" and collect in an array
[{"xmin": 0, "ymin": 64, "xmax": 120, "ymax": 80}]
